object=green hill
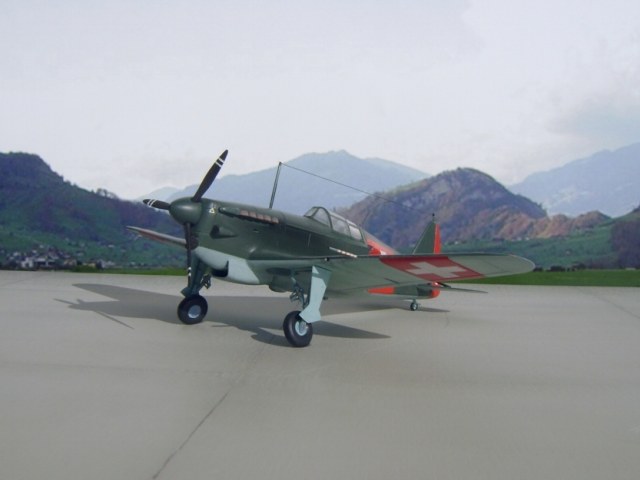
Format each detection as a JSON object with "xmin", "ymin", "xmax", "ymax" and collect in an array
[
  {"xmin": 441, "ymin": 208, "xmax": 639, "ymax": 269},
  {"xmin": 0, "ymin": 152, "xmax": 184, "ymax": 268}
]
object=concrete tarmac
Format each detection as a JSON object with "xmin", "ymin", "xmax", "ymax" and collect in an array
[{"xmin": 1, "ymin": 271, "xmax": 639, "ymax": 480}]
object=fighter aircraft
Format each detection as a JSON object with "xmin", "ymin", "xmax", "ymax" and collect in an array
[{"xmin": 130, "ymin": 150, "xmax": 534, "ymax": 347}]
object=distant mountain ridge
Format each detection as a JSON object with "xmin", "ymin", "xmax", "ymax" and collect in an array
[
  {"xmin": 162, "ymin": 150, "xmax": 429, "ymax": 215},
  {"xmin": 511, "ymin": 142, "xmax": 640, "ymax": 217},
  {"xmin": 341, "ymin": 168, "xmax": 548, "ymax": 248},
  {"xmin": 340, "ymin": 168, "xmax": 612, "ymax": 250}
]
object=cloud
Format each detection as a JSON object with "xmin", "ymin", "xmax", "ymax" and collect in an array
[
  {"xmin": 551, "ymin": 94, "xmax": 640, "ymax": 146},
  {"xmin": 546, "ymin": 28, "xmax": 640, "ymax": 147},
  {"xmin": 549, "ymin": 51, "xmax": 640, "ymax": 147}
]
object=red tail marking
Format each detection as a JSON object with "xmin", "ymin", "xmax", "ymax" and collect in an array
[
  {"xmin": 368, "ymin": 286, "xmax": 395, "ymax": 295},
  {"xmin": 434, "ymin": 223, "xmax": 441, "ymax": 254}
]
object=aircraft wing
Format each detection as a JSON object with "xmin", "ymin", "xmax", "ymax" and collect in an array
[
  {"xmin": 127, "ymin": 226, "xmax": 186, "ymax": 248},
  {"xmin": 255, "ymin": 253, "xmax": 534, "ymax": 294},
  {"xmin": 328, "ymin": 253, "xmax": 534, "ymax": 292}
]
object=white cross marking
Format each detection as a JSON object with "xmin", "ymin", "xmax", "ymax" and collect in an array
[{"xmin": 406, "ymin": 261, "xmax": 468, "ymax": 278}]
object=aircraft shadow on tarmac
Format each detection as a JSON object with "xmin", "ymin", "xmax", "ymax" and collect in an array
[{"xmin": 60, "ymin": 283, "xmax": 450, "ymax": 346}]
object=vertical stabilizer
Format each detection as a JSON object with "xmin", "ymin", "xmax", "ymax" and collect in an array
[
  {"xmin": 369, "ymin": 216, "xmax": 443, "ymax": 301},
  {"xmin": 412, "ymin": 217, "xmax": 441, "ymax": 254}
]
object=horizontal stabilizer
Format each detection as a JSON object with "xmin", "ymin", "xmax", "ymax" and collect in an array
[
  {"xmin": 429, "ymin": 283, "xmax": 486, "ymax": 293},
  {"xmin": 368, "ymin": 282, "xmax": 486, "ymax": 299}
]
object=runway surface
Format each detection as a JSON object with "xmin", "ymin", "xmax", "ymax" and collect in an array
[{"xmin": 1, "ymin": 271, "xmax": 639, "ymax": 480}]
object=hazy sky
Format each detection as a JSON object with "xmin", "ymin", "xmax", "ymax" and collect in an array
[{"xmin": 2, "ymin": 0, "xmax": 639, "ymax": 199}]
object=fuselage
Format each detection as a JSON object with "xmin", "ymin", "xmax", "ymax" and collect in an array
[{"xmin": 170, "ymin": 197, "xmax": 395, "ymax": 287}]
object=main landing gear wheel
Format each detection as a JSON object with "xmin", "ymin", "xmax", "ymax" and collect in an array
[
  {"xmin": 178, "ymin": 295, "xmax": 208, "ymax": 325},
  {"xmin": 283, "ymin": 310, "xmax": 313, "ymax": 348},
  {"xmin": 410, "ymin": 300, "xmax": 419, "ymax": 311}
]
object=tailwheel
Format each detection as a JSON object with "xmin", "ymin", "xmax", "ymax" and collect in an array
[
  {"xmin": 178, "ymin": 295, "xmax": 208, "ymax": 325},
  {"xmin": 283, "ymin": 310, "xmax": 313, "ymax": 348}
]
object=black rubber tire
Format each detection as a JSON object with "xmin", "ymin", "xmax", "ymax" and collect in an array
[
  {"xmin": 410, "ymin": 301, "xmax": 419, "ymax": 311},
  {"xmin": 283, "ymin": 310, "xmax": 313, "ymax": 348},
  {"xmin": 177, "ymin": 295, "xmax": 208, "ymax": 325}
]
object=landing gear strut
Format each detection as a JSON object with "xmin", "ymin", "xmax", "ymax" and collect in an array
[
  {"xmin": 177, "ymin": 256, "xmax": 212, "ymax": 325},
  {"xmin": 282, "ymin": 266, "xmax": 331, "ymax": 347}
]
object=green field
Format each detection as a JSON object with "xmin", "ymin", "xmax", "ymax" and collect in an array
[
  {"xmin": 1, "ymin": 226, "xmax": 184, "ymax": 269},
  {"xmin": 456, "ymin": 269, "xmax": 640, "ymax": 287},
  {"xmin": 443, "ymin": 223, "xmax": 617, "ymax": 269}
]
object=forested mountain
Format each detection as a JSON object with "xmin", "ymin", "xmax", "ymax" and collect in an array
[
  {"xmin": 0, "ymin": 152, "xmax": 183, "ymax": 267},
  {"xmin": 341, "ymin": 168, "xmax": 550, "ymax": 247},
  {"xmin": 339, "ymin": 167, "xmax": 637, "ymax": 268},
  {"xmin": 611, "ymin": 206, "xmax": 640, "ymax": 267}
]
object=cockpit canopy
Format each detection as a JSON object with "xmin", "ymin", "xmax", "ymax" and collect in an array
[{"xmin": 304, "ymin": 206, "xmax": 363, "ymax": 241}]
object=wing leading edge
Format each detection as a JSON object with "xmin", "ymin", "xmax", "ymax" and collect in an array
[{"xmin": 127, "ymin": 226, "xmax": 186, "ymax": 248}]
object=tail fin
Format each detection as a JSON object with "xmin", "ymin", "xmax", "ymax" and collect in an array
[
  {"xmin": 412, "ymin": 216, "xmax": 441, "ymax": 254},
  {"xmin": 369, "ymin": 216, "xmax": 442, "ymax": 301}
]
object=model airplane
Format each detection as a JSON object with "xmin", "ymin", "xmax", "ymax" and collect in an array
[{"xmin": 130, "ymin": 150, "xmax": 534, "ymax": 347}]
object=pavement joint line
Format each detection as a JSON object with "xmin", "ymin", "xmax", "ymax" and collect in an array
[
  {"xmin": 576, "ymin": 286, "xmax": 640, "ymax": 321},
  {"xmin": 152, "ymin": 389, "xmax": 232, "ymax": 480},
  {"xmin": 152, "ymin": 340, "xmax": 269, "ymax": 479}
]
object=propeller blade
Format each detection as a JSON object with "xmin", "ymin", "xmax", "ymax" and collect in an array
[
  {"xmin": 143, "ymin": 199, "xmax": 171, "ymax": 210},
  {"xmin": 191, "ymin": 150, "xmax": 228, "ymax": 203}
]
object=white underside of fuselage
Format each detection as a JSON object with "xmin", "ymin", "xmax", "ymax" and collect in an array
[{"xmin": 194, "ymin": 246, "xmax": 262, "ymax": 285}]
